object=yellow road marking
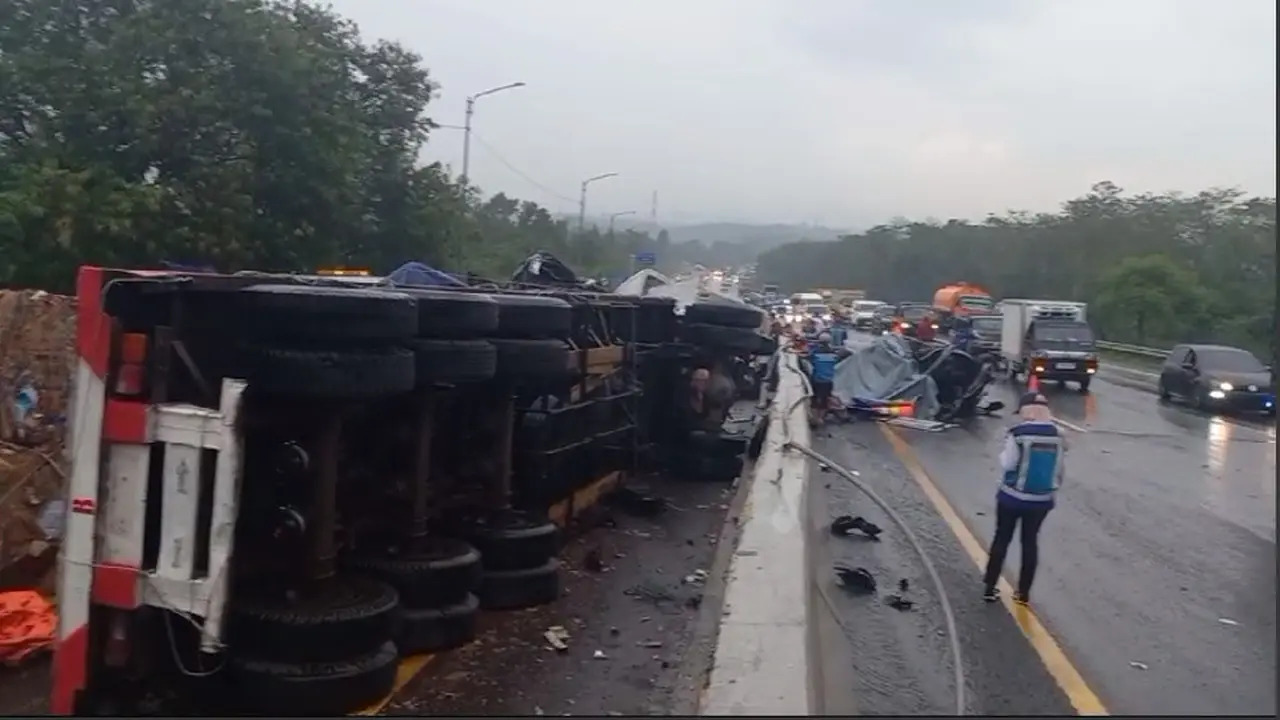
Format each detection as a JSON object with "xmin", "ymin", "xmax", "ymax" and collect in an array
[
  {"xmin": 352, "ymin": 653, "xmax": 436, "ymax": 716},
  {"xmin": 879, "ymin": 424, "xmax": 1109, "ymax": 716}
]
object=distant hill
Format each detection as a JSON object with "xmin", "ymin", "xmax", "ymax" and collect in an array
[
  {"xmin": 562, "ymin": 216, "xmax": 851, "ymax": 245},
  {"xmin": 653, "ymin": 221, "xmax": 848, "ymax": 245},
  {"xmin": 551, "ymin": 215, "xmax": 851, "ymax": 273}
]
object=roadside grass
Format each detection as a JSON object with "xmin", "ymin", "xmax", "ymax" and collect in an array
[{"xmin": 1099, "ymin": 349, "xmax": 1163, "ymax": 372}]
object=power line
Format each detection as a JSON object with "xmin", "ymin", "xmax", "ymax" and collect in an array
[{"xmin": 467, "ymin": 133, "xmax": 578, "ymax": 205}]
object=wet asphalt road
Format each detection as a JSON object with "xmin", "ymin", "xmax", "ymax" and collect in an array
[{"xmin": 814, "ymin": 334, "xmax": 1276, "ymax": 715}]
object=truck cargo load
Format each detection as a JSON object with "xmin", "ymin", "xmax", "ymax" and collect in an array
[{"xmin": 933, "ymin": 282, "xmax": 993, "ymax": 320}]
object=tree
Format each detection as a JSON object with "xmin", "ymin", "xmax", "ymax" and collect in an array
[
  {"xmin": 1094, "ymin": 255, "xmax": 1207, "ymax": 344},
  {"xmin": 0, "ymin": 0, "xmax": 451, "ymax": 287},
  {"xmin": 756, "ymin": 182, "xmax": 1275, "ymax": 357},
  {"xmin": 0, "ymin": 0, "xmax": 625, "ymax": 291}
]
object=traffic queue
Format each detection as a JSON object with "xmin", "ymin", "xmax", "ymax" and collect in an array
[{"xmin": 756, "ymin": 282, "xmax": 1274, "ymax": 417}]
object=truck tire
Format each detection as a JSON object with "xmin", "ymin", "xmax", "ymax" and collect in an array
[
  {"xmin": 344, "ymin": 538, "xmax": 482, "ymax": 609},
  {"xmin": 681, "ymin": 323, "xmax": 764, "ymax": 354},
  {"xmin": 491, "ymin": 339, "xmax": 573, "ymax": 381},
  {"xmin": 458, "ymin": 510, "xmax": 559, "ymax": 572},
  {"xmin": 408, "ymin": 339, "xmax": 496, "ymax": 384},
  {"xmin": 244, "ymin": 346, "xmax": 415, "ymax": 399},
  {"xmin": 684, "ymin": 301, "xmax": 765, "ymax": 329},
  {"xmin": 399, "ymin": 288, "xmax": 500, "ymax": 337},
  {"xmin": 477, "ymin": 559, "xmax": 561, "ymax": 611},
  {"xmin": 238, "ymin": 285, "xmax": 417, "ymax": 342},
  {"xmin": 226, "ymin": 576, "xmax": 399, "ymax": 663},
  {"xmin": 398, "ymin": 593, "xmax": 480, "ymax": 654},
  {"xmin": 226, "ymin": 640, "xmax": 398, "ymax": 715},
  {"xmin": 492, "ymin": 294, "xmax": 573, "ymax": 339}
]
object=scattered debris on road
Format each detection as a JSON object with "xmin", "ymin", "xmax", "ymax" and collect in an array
[
  {"xmin": 834, "ymin": 564, "xmax": 877, "ymax": 594},
  {"xmin": 831, "ymin": 514, "xmax": 883, "ymax": 540},
  {"xmin": 544, "ymin": 626, "xmax": 571, "ymax": 652},
  {"xmin": 885, "ymin": 594, "xmax": 915, "ymax": 611},
  {"xmin": 1129, "ymin": 661, "xmax": 1149, "ymax": 671},
  {"xmin": 1217, "ymin": 617, "xmax": 1239, "ymax": 626},
  {"xmin": 682, "ymin": 569, "xmax": 709, "ymax": 586}
]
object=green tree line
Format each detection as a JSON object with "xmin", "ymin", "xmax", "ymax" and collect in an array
[
  {"xmin": 757, "ymin": 181, "xmax": 1276, "ymax": 358},
  {"xmin": 0, "ymin": 0, "xmax": 659, "ymax": 292}
]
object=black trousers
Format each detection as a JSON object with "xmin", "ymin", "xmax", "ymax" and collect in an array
[{"xmin": 982, "ymin": 500, "xmax": 1052, "ymax": 597}]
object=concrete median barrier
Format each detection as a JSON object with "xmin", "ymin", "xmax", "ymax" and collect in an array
[{"xmin": 701, "ymin": 351, "xmax": 813, "ymax": 715}]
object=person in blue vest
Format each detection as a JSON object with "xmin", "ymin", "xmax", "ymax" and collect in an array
[
  {"xmin": 828, "ymin": 313, "xmax": 850, "ymax": 349},
  {"xmin": 982, "ymin": 391, "xmax": 1064, "ymax": 605},
  {"xmin": 951, "ymin": 315, "xmax": 974, "ymax": 354},
  {"xmin": 804, "ymin": 332, "xmax": 851, "ymax": 425}
]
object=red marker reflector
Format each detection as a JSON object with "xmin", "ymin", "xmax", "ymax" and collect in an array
[
  {"xmin": 120, "ymin": 333, "xmax": 148, "ymax": 364},
  {"xmin": 116, "ymin": 363, "xmax": 145, "ymax": 396}
]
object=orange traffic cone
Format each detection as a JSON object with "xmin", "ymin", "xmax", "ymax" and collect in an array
[{"xmin": 1027, "ymin": 372, "xmax": 1040, "ymax": 393}]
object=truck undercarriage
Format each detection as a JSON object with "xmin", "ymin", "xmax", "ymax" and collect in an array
[{"xmin": 54, "ymin": 267, "xmax": 770, "ymax": 716}]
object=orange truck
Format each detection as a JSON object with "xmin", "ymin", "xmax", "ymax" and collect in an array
[{"xmin": 932, "ymin": 282, "xmax": 994, "ymax": 326}]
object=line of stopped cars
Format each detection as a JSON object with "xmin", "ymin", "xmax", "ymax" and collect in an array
[{"xmin": 771, "ymin": 290, "xmax": 1274, "ymax": 419}]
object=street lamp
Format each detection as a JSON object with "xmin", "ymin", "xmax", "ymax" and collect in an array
[
  {"xmin": 461, "ymin": 81, "xmax": 526, "ymax": 185},
  {"xmin": 578, "ymin": 172, "xmax": 619, "ymax": 232},
  {"xmin": 608, "ymin": 210, "xmax": 636, "ymax": 234}
]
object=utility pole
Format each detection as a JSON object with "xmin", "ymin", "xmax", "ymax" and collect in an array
[
  {"xmin": 608, "ymin": 210, "xmax": 636, "ymax": 235},
  {"xmin": 577, "ymin": 172, "xmax": 619, "ymax": 233},
  {"xmin": 460, "ymin": 81, "xmax": 525, "ymax": 185},
  {"xmin": 650, "ymin": 190, "xmax": 658, "ymax": 227}
]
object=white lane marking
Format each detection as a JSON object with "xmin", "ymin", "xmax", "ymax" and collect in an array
[{"xmin": 1053, "ymin": 417, "xmax": 1088, "ymax": 433}]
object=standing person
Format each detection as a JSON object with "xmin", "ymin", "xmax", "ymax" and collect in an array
[
  {"xmin": 951, "ymin": 315, "xmax": 974, "ymax": 354},
  {"xmin": 982, "ymin": 391, "xmax": 1064, "ymax": 605},
  {"xmin": 804, "ymin": 332, "xmax": 851, "ymax": 425},
  {"xmin": 828, "ymin": 314, "xmax": 849, "ymax": 349},
  {"xmin": 916, "ymin": 312, "xmax": 937, "ymax": 342}
]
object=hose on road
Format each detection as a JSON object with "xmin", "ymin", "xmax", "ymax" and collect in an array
[{"xmin": 783, "ymin": 440, "xmax": 968, "ymax": 716}]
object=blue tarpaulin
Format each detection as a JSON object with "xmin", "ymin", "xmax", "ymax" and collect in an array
[{"xmin": 387, "ymin": 261, "xmax": 467, "ymax": 288}]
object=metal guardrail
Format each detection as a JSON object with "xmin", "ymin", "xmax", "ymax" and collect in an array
[{"xmin": 1096, "ymin": 340, "xmax": 1168, "ymax": 358}]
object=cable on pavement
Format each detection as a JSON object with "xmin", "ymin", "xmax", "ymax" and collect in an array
[{"xmin": 782, "ymin": 440, "xmax": 968, "ymax": 716}]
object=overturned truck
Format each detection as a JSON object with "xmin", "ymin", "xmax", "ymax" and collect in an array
[{"xmin": 52, "ymin": 261, "xmax": 769, "ymax": 716}]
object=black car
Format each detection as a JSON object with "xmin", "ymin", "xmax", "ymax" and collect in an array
[
  {"xmin": 891, "ymin": 303, "xmax": 933, "ymax": 337},
  {"xmin": 869, "ymin": 305, "xmax": 897, "ymax": 333},
  {"xmin": 1158, "ymin": 344, "xmax": 1275, "ymax": 416}
]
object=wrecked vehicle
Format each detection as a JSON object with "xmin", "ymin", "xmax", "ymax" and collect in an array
[
  {"xmin": 50, "ymin": 254, "xmax": 764, "ymax": 717},
  {"xmin": 829, "ymin": 334, "xmax": 1002, "ymax": 423}
]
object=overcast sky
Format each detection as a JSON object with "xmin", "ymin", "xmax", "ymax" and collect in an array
[{"xmin": 329, "ymin": 0, "xmax": 1276, "ymax": 227}]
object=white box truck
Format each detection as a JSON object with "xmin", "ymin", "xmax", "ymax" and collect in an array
[{"xmin": 999, "ymin": 299, "xmax": 1098, "ymax": 391}]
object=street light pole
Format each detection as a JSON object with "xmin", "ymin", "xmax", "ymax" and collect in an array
[
  {"xmin": 461, "ymin": 81, "xmax": 526, "ymax": 185},
  {"xmin": 608, "ymin": 210, "xmax": 636, "ymax": 235},
  {"xmin": 578, "ymin": 172, "xmax": 619, "ymax": 233}
]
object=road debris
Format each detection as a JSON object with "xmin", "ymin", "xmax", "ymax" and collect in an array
[
  {"xmin": 609, "ymin": 486, "xmax": 666, "ymax": 518},
  {"xmin": 1129, "ymin": 661, "xmax": 1149, "ymax": 671},
  {"xmin": 1217, "ymin": 617, "xmax": 1239, "ymax": 626},
  {"xmin": 833, "ymin": 564, "xmax": 877, "ymax": 594},
  {"xmin": 592, "ymin": 650, "xmax": 608, "ymax": 660},
  {"xmin": 583, "ymin": 548, "xmax": 605, "ymax": 573},
  {"xmin": 830, "ymin": 514, "xmax": 882, "ymax": 540},
  {"xmin": 544, "ymin": 626, "xmax": 571, "ymax": 652},
  {"xmin": 886, "ymin": 594, "xmax": 915, "ymax": 611},
  {"xmin": 682, "ymin": 568, "xmax": 709, "ymax": 585}
]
